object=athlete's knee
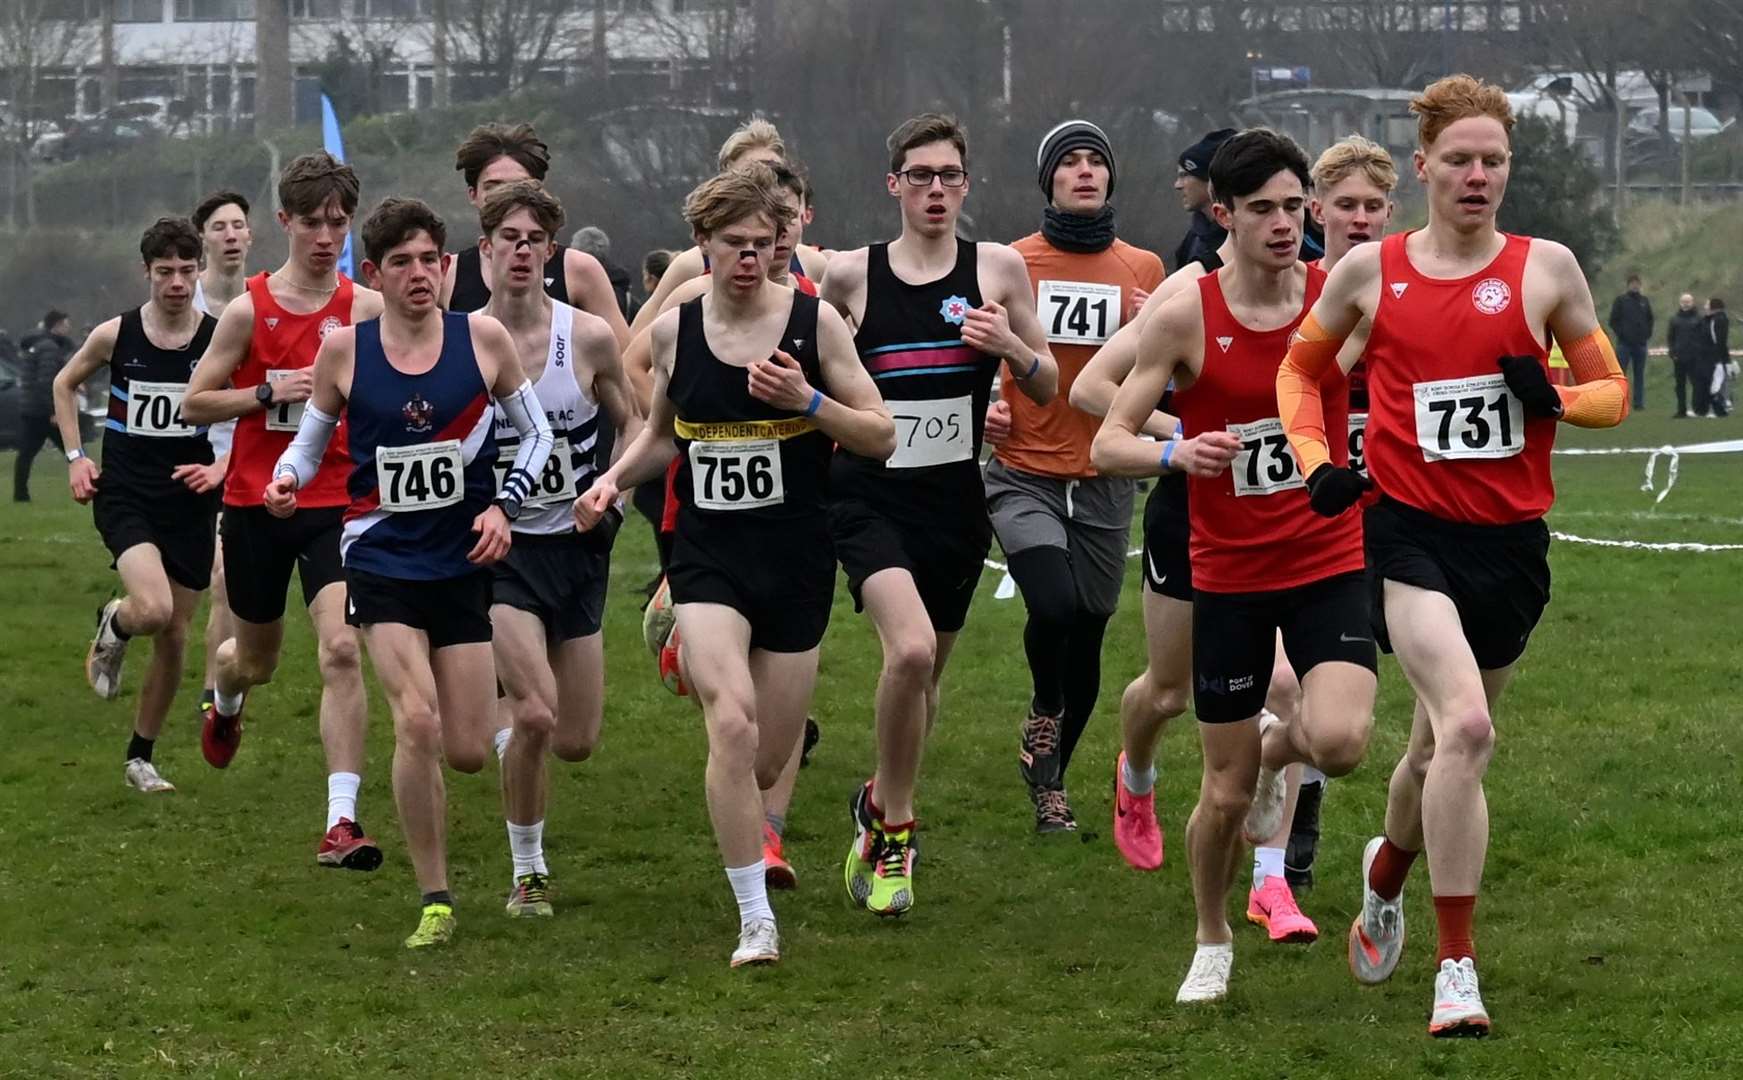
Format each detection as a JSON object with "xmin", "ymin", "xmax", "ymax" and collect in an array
[
  {"xmin": 229, "ymin": 642, "xmax": 278, "ymax": 688},
  {"xmin": 509, "ymin": 694, "xmax": 557, "ymax": 748},
  {"xmin": 316, "ymin": 631, "xmax": 363, "ymax": 680},
  {"xmin": 884, "ymin": 628, "xmax": 937, "ymax": 688},
  {"xmin": 446, "ymin": 735, "xmax": 488, "ymax": 775},
  {"xmin": 1307, "ymin": 716, "xmax": 1372, "ymax": 778},
  {"xmin": 127, "ymin": 595, "xmax": 176, "ymax": 636},
  {"xmin": 1132, "ymin": 671, "xmax": 1189, "ymax": 724},
  {"xmin": 1439, "ymin": 707, "xmax": 1495, "ymax": 767},
  {"xmin": 393, "ymin": 700, "xmax": 442, "ymax": 756},
  {"xmin": 752, "ymin": 749, "xmax": 787, "ymax": 791},
  {"xmin": 1200, "ymin": 769, "xmax": 1255, "ymax": 825},
  {"xmin": 704, "ymin": 700, "xmax": 758, "ymax": 770},
  {"xmin": 552, "ymin": 721, "xmax": 598, "ymax": 763}
]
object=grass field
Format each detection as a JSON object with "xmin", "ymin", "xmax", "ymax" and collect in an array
[{"xmin": 2, "ymin": 362, "xmax": 1741, "ymax": 1078}]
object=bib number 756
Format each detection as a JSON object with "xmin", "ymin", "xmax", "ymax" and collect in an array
[{"xmin": 688, "ymin": 438, "xmax": 783, "ymax": 510}]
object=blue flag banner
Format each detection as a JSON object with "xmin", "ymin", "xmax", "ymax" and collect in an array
[{"xmin": 320, "ymin": 92, "xmax": 354, "ymax": 278}]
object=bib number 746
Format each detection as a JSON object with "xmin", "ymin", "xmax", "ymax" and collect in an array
[{"xmin": 377, "ymin": 441, "xmax": 464, "ymax": 512}]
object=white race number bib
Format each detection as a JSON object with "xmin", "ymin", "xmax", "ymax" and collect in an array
[
  {"xmin": 1037, "ymin": 280, "xmax": 1122, "ymax": 346},
  {"xmin": 377, "ymin": 440, "xmax": 464, "ymax": 513},
  {"xmin": 126, "ymin": 381, "xmax": 196, "ymax": 438},
  {"xmin": 888, "ymin": 395, "xmax": 973, "ymax": 470},
  {"xmin": 688, "ymin": 438, "xmax": 783, "ymax": 511},
  {"xmin": 1413, "ymin": 374, "xmax": 1524, "ymax": 462},
  {"xmin": 1230, "ymin": 417, "xmax": 1304, "ymax": 497},
  {"xmin": 1347, "ymin": 412, "xmax": 1369, "ymax": 476},
  {"xmin": 264, "ymin": 369, "xmax": 307, "ymax": 432},
  {"xmin": 497, "ymin": 436, "xmax": 576, "ymax": 509}
]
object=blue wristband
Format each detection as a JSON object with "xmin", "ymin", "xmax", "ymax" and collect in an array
[
  {"xmin": 803, "ymin": 389, "xmax": 824, "ymax": 418},
  {"xmin": 1015, "ymin": 356, "xmax": 1041, "ymax": 380},
  {"xmin": 1161, "ymin": 439, "xmax": 1177, "ymax": 471}
]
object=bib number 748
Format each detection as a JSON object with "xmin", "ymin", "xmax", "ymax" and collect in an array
[{"xmin": 1413, "ymin": 374, "xmax": 1524, "ymax": 461}]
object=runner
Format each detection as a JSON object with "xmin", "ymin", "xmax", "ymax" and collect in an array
[
  {"xmin": 190, "ymin": 190, "xmax": 254, "ymax": 717},
  {"xmin": 983, "ymin": 120, "xmax": 1162, "ymax": 833},
  {"xmin": 1283, "ymin": 136, "xmax": 1398, "ymax": 893},
  {"xmin": 1092, "ymin": 128, "xmax": 1378, "ymax": 1004},
  {"xmin": 476, "ymin": 181, "xmax": 643, "ymax": 917},
  {"xmin": 628, "ymin": 119, "xmax": 827, "ymax": 341},
  {"xmin": 820, "ymin": 112, "xmax": 1058, "ymax": 910},
  {"xmin": 267, "ymin": 197, "xmax": 552, "ymax": 948},
  {"xmin": 623, "ymin": 159, "xmax": 821, "ymax": 889},
  {"xmin": 441, "ymin": 123, "xmax": 631, "ymax": 349},
  {"xmin": 53, "ymin": 218, "xmax": 221, "ymax": 794},
  {"xmin": 1277, "ymin": 75, "xmax": 1629, "ymax": 1036},
  {"xmin": 183, "ymin": 152, "xmax": 384, "ymax": 870},
  {"xmin": 574, "ymin": 168, "xmax": 892, "ymax": 965}
]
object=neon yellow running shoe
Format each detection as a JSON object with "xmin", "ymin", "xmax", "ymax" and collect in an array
[
  {"xmin": 505, "ymin": 873, "xmax": 553, "ymax": 918},
  {"xmin": 843, "ymin": 780, "xmax": 875, "ymax": 908},
  {"xmin": 866, "ymin": 822, "xmax": 917, "ymax": 918},
  {"xmin": 404, "ymin": 903, "xmax": 456, "ymax": 949}
]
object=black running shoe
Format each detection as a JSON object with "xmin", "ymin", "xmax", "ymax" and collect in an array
[
  {"xmin": 801, "ymin": 715, "xmax": 820, "ymax": 767},
  {"xmin": 1284, "ymin": 779, "xmax": 1325, "ymax": 890},
  {"xmin": 1019, "ymin": 707, "xmax": 1063, "ymax": 792}
]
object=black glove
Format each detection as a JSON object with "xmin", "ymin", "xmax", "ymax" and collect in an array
[
  {"xmin": 579, "ymin": 504, "xmax": 623, "ymax": 554},
  {"xmin": 1498, "ymin": 354, "xmax": 1563, "ymax": 418},
  {"xmin": 1305, "ymin": 463, "xmax": 1372, "ymax": 517}
]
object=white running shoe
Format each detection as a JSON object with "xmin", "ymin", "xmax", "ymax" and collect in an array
[
  {"xmin": 1347, "ymin": 835, "xmax": 1406, "ymax": 985},
  {"xmin": 1175, "ymin": 942, "xmax": 1234, "ymax": 1003},
  {"xmin": 1429, "ymin": 957, "xmax": 1490, "ymax": 1037},
  {"xmin": 1242, "ymin": 710, "xmax": 1287, "ymax": 843},
  {"xmin": 86, "ymin": 599, "xmax": 130, "ymax": 701},
  {"xmin": 124, "ymin": 758, "xmax": 175, "ymax": 793},
  {"xmin": 730, "ymin": 917, "xmax": 780, "ymax": 968}
]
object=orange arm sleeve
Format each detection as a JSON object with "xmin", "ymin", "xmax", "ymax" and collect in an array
[
  {"xmin": 1555, "ymin": 328, "xmax": 1630, "ymax": 428},
  {"xmin": 1277, "ymin": 312, "xmax": 1350, "ymax": 476}
]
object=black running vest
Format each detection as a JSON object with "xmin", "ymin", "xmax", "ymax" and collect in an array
[
  {"xmin": 101, "ymin": 306, "xmax": 219, "ymax": 499},
  {"xmin": 449, "ymin": 244, "xmax": 571, "ymax": 313}
]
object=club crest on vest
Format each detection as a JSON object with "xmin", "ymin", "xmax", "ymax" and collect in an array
[{"xmin": 402, "ymin": 393, "xmax": 436, "ymax": 433}]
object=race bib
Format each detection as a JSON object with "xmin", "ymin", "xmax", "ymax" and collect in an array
[
  {"xmin": 263, "ymin": 369, "xmax": 306, "ymax": 433},
  {"xmin": 496, "ymin": 436, "xmax": 576, "ymax": 509},
  {"xmin": 1229, "ymin": 417, "xmax": 1304, "ymax": 497},
  {"xmin": 126, "ymin": 381, "xmax": 196, "ymax": 438},
  {"xmin": 1413, "ymin": 374, "xmax": 1524, "ymax": 462},
  {"xmin": 377, "ymin": 440, "xmax": 464, "ymax": 513},
  {"xmin": 888, "ymin": 395, "xmax": 973, "ymax": 470},
  {"xmin": 688, "ymin": 438, "xmax": 783, "ymax": 511},
  {"xmin": 1347, "ymin": 412, "xmax": 1369, "ymax": 476},
  {"xmin": 1037, "ymin": 280, "xmax": 1122, "ymax": 345}
]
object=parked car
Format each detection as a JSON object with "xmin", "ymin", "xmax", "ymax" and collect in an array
[{"xmin": 1627, "ymin": 105, "xmax": 1733, "ymax": 141}]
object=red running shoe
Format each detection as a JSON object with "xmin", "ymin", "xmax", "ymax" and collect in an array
[
  {"xmin": 316, "ymin": 818, "xmax": 383, "ymax": 872},
  {"xmin": 763, "ymin": 822, "xmax": 796, "ymax": 890},
  {"xmin": 201, "ymin": 702, "xmax": 244, "ymax": 769}
]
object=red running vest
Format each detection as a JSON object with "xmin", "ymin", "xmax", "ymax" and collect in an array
[
  {"xmin": 1174, "ymin": 263, "xmax": 1362, "ymax": 594},
  {"xmin": 1361, "ymin": 231, "xmax": 1555, "ymax": 525}
]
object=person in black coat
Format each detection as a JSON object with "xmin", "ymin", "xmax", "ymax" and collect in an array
[
  {"xmin": 1608, "ymin": 274, "xmax": 1653, "ymax": 409},
  {"xmin": 1701, "ymin": 297, "xmax": 1730, "ymax": 418},
  {"xmin": 14, "ymin": 309, "xmax": 75, "ymax": 501},
  {"xmin": 1666, "ymin": 293, "xmax": 1705, "ymax": 417}
]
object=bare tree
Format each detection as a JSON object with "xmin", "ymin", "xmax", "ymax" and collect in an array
[
  {"xmin": 440, "ymin": 0, "xmax": 571, "ymax": 97},
  {"xmin": 0, "ymin": 0, "xmax": 99, "ymax": 227}
]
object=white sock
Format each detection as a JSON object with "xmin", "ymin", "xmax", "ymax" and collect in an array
[
  {"xmin": 1121, "ymin": 756, "xmax": 1156, "ymax": 796},
  {"xmin": 326, "ymin": 771, "xmax": 361, "ymax": 830},
  {"xmin": 1301, "ymin": 765, "xmax": 1326, "ymax": 786},
  {"xmin": 725, "ymin": 861, "xmax": 774, "ymax": 925},
  {"xmin": 492, "ymin": 727, "xmax": 512, "ymax": 762},
  {"xmin": 1253, "ymin": 845, "xmax": 1285, "ymax": 887},
  {"xmin": 215, "ymin": 686, "xmax": 245, "ymax": 716},
  {"xmin": 507, "ymin": 820, "xmax": 547, "ymax": 877}
]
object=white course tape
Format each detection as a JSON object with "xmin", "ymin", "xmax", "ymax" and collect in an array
[
  {"xmin": 1553, "ymin": 438, "xmax": 1743, "ymax": 506},
  {"xmin": 1552, "ymin": 531, "xmax": 1743, "ymax": 553}
]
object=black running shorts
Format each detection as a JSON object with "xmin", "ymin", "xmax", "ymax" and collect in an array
[
  {"xmin": 1140, "ymin": 474, "xmax": 1192, "ymax": 602},
  {"xmin": 828, "ymin": 497, "xmax": 987, "ymax": 634},
  {"xmin": 490, "ymin": 531, "xmax": 610, "ymax": 643},
  {"xmin": 344, "ymin": 567, "xmax": 493, "ymax": 649},
  {"xmin": 667, "ymin": 512, "xmax": 834, "ymax": 654},
  {"xmin": 1192, "ymin": 570, "xmax": 1377, "ymax": 724},
  {"xmin": 93, "ymin": 488, "xmax": 219, "ymax": 592},
  {"xmin": 1365, "ymin": 496, "xmax": 1551, "ymax": 671},
  {"xmin": 220, "ymin": 505, "xmax": 346, "ymax": 624}
]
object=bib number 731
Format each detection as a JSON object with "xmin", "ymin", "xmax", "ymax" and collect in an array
[
  {"xmin": 1413, "ymin": 374, "xmax": 1524, "ymax": 462},
  {"xmin": 377, "ymin": 440, "xmax": 464, "ymax": 512}
]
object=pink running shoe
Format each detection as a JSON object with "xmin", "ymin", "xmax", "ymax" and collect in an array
[
  {"xmin": 1247, "ymin": 875, "xmax": 1319, "ymax": 943},
  {"xmin": 1112, "ymin": 752, "xmax": 1163, "ymax": 871}
]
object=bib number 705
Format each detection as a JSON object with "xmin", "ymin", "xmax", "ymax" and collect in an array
[
  {"xmin": 377, "ymin": 441, "xmax": 464, "ymax": 512},
  {"xmin": 1413, "ymin": 374, "xmax": 1524, "ymax": 462},
  {"xmin": 688, "ymin": 438, "xmax": 784, "ymax": 510}
]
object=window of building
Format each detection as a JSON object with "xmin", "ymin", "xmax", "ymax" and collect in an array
[
  {"xmin": 291, "ymin": 0, "xmax": 343, "ymax": 16},
  {"xmin": 174, "ymin": 0, "xmax": 256, "ymax": 19},
  {"xmin": 115, "ymin": 0, "xmax": 166, "ymax": 22}
]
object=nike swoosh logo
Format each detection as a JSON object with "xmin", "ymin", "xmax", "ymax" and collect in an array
[
  {"xmin": 1341, "ymin": 632, "xmax": 1371, "ymax": 643},
  {"xmin": 1146, "ymin": 549, "xmax": 1164, "ymax": 586}
]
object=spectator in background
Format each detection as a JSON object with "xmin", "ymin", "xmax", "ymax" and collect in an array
[
  {"xmin": 0, "ymin": 329, "xmax": 18, "ymax": 367},
  {"xmin": 1667, "ymin": 292, "xmax": 1705, "ymax": 418},
  {"xmin": 1608, "ymin": 273, "xmax": 1653, "ymax": 410},
  {"xmin": 1171, "ymin": 128, "xmax": 1235, "ymax": 272},
  {"xmin": 1703, "ymin": 297, "xmax": 1730, "ymax": 418},
  {"xmin": 570, "ymin": 225, "xmax": 634, "ymax": 320},
  {"xmin": 14, "ymin": 309, "xmax": 76, "ymax": 501},
  {"xmin": 641, "ymin": 249, "xmax": 673, "ymax": 300}
]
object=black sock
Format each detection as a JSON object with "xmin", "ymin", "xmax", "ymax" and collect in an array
[
  {"xmin": 1058, "ymin": 609, "xmax": 1111, "ymax": 778},
  {"xmin": 126, "ymin": 731, "xmax": 154, "ymax": 764},
  {"xmin": 421, "ymin": 890, "xmax": 453, "ymax": 908},
  {"xmin": 111, "ymin": 610, "xmax": 132, "ymax": 641},
  {"xmin": 1008, "ymin": 546, "xmax": 1077, "ymax": 717}
]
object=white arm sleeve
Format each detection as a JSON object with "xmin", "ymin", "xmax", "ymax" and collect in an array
[
  {"xmin": 272, "ymin": 402, "xmax": 339, "ymax": 490},
  {"xmin": 495, "ymin": 379, "xmax": 554, "ymax": 507}
]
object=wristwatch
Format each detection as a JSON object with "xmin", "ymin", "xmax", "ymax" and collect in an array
[
  {"xmin": 492, "ymin": 494, "xmax": 523, "ymax": 522},
  {"xmin": 65, "ymin": 448, "xmax": 85, "ymax": 463},
  {"xmin": 256, "ymin": 382, "xmax": 275, "ymax": 407}
]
